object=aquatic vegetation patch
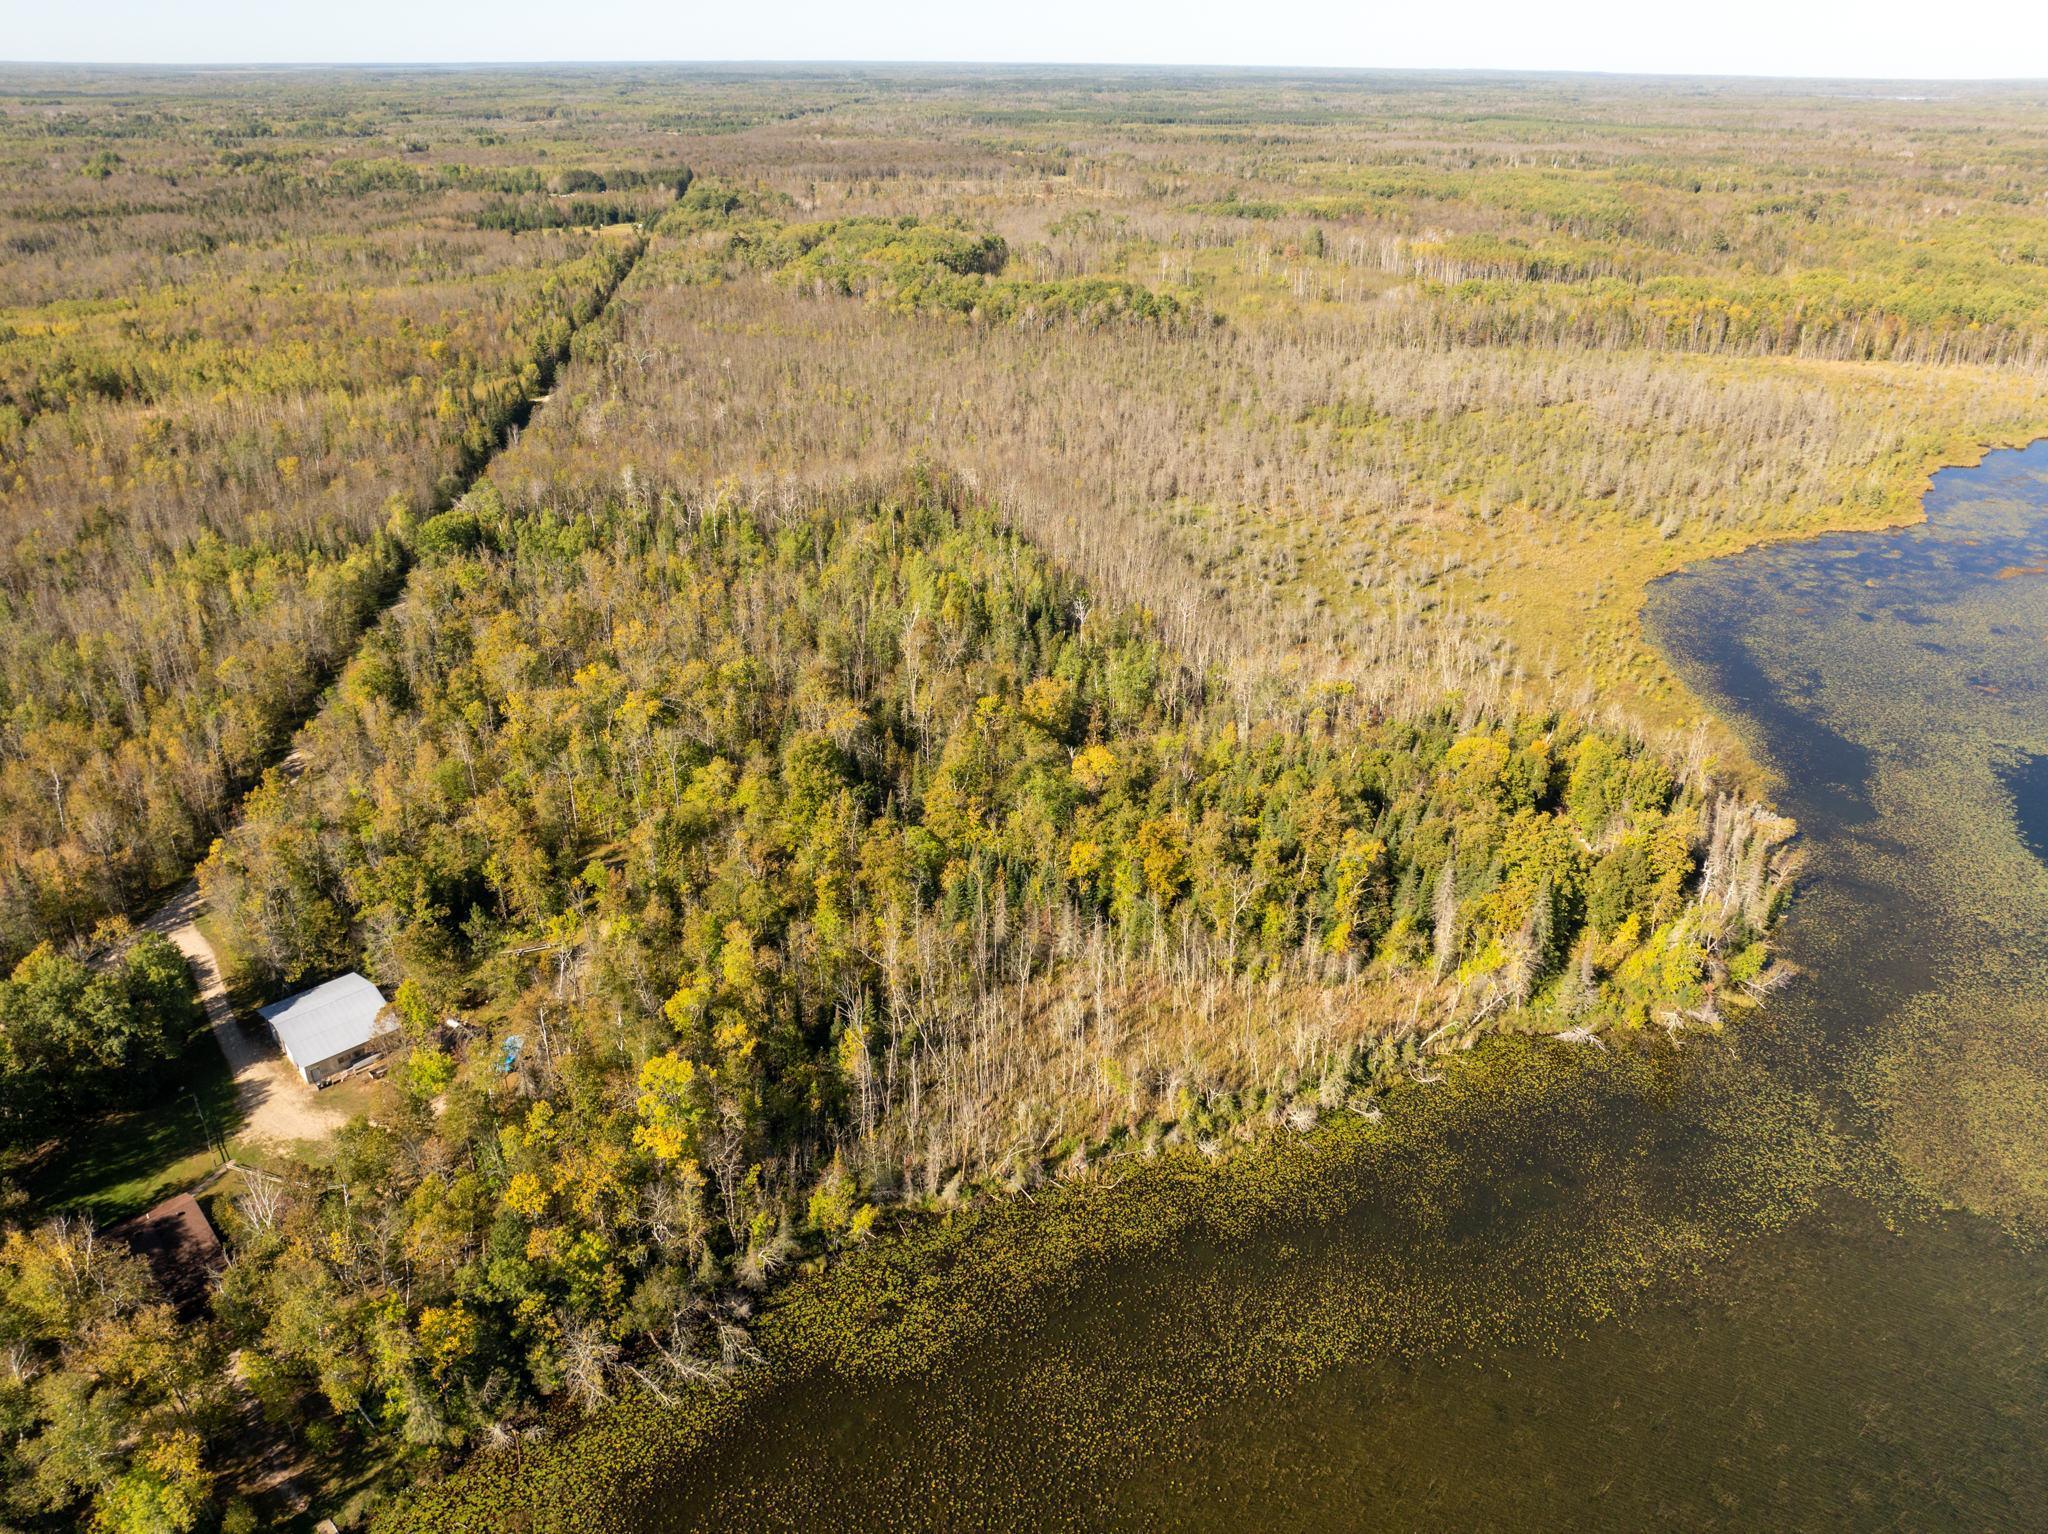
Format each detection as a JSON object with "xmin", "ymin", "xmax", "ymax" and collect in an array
[
  {"xmin": 379, "ymin": 1020, "xmax": 1861, "ymax": 1530},
  {"xmin": 1653, "ymin": 443, "xmax": 2048, "ymax": 1232}
]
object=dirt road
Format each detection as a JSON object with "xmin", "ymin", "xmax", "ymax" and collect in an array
[{"xmin": 146, "ymin": 883, "xmax": 345, "ymax": 1148}]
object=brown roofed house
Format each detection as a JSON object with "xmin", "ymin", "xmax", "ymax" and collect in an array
[{"xmin": 108, "ymin": 1193, "xmax": 224, "ymax": 1319}]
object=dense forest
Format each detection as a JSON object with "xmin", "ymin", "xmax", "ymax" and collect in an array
[
  {"xmin": 0, "ymin": 62, "xmax": 2043, "ymax": 1532},
  {"xmin": 0, "ymin": 77, "xmax": 650, "ymax": 965},
  {"xmin": 194, "ymin": 471, "xmax": 1784, "ymax": 1470}
]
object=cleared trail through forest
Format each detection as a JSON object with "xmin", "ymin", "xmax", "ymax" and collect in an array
[{"xmin": 143, "ymin": 237, "xmax": 648, "ymax": 1145}]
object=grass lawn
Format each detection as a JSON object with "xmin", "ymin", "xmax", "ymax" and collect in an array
[
  {"xmin": 16, "ymin": 1029, "xmax": 242, "ymax": 1222},
  {"xmin": 318, "ymin": 1072, "xmax": 388, "ymax": 1123}
]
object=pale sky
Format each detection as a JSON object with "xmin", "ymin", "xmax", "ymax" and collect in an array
[{"xmin": 4, "ymin": 0, "xmax": 2045, "ymax": 80}]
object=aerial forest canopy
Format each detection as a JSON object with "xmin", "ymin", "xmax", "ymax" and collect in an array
[
  {"xmin": 0, "ymin": 91, "xmax": 648, "ymax": 965},
  {"xmin": 0, "ymin": 924, "xmax": 202, "ymax": 1146},
  {"xmin": 196, "ymin": 468, "xmax": 1785, "ymax": 1460},
  {"xmin": 0, "ymin": 61, "xmax": 2044, "ymax": 1534}
]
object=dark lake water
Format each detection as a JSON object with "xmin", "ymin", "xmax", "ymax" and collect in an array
[
  {"xmin": 620, "ymin": 441, "xmax": 2048, "ymax": 1531},
  {"xmin": 1999, "ymin": 752, "xmax": 2048, "ymax": 869}
]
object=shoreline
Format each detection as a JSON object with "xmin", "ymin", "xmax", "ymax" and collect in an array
[
  {"xmin": 362, "ymin": 435, "xmax": 2048, "ymax": 1532},
  {"xmin": 1627, "ymin": 423, "xmax": 2048, "ymax": 794},
  {"xmin": 377, "ymin": 1016, "xmax": 1826, "ymax": 1531}
]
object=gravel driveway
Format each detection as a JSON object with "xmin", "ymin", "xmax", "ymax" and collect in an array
[{"xmin": 146, "ymin": 883, "xmax": 346, "ymax": 1148}]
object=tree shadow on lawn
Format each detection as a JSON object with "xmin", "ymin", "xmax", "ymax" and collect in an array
[{"xmin": 15, "ymin": 1030, "xmax": 243, "ymax": 1222}]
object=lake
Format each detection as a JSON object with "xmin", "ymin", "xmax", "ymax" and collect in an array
[{"xmin": 621, "ymin": 441, "xmax": 2048, "ymax": 1531}]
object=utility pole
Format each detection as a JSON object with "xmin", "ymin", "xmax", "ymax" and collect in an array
[{"xmin": 187, "ymin": 1087, "xmax": 224, "ymax": 1167}]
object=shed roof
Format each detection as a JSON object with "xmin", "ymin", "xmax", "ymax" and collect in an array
[
  {"xmin": 109, "ymin": 1193, "xmax": 223, "ymax": 1319},
  {"xmin": 258, "ymin": 971, "xmax": 390, "ymax": 1070}
]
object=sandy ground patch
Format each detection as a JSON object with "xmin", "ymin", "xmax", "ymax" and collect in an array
[{"xmin": 146, "ymin": 883, "xmax": 347, "ymax": 1148}]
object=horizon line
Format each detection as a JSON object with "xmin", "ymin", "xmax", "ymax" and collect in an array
[{"xmin": 2, "ymin": 59, "xmax": 2046, "ymax": 86}]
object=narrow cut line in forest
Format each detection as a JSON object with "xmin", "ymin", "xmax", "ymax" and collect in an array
[
  {"xmin": 137, "ymin": 232, "xmax": 649, "ymax": 1144},
  {"xmin": 171, "ymin": 233, "xmax": 647, "ymax": 921},
  {"xmin": 0, "ymin": 204, "xmax": 659, "ymax": 970}
]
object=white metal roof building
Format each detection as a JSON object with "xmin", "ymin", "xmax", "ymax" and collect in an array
[{"xmin": 257, "ymin": 972, "xmax": 393, "ymax": 1086}]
